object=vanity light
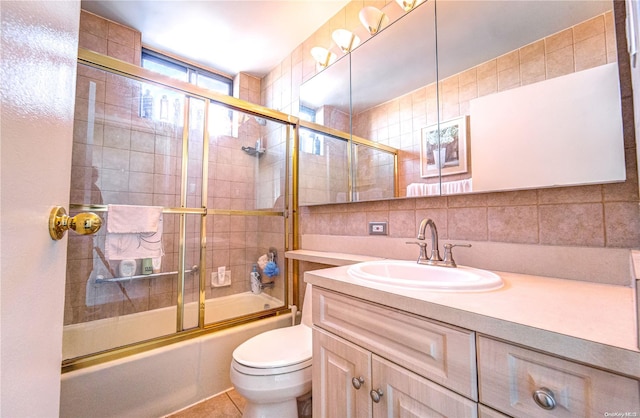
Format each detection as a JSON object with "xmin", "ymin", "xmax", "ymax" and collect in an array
[
  {"xmin": 359, "ymin": 6, "xmax": 389, "ymax": 35},
  {"xmin": 332, "ymin": 29, "xmax": 361, "ymax": 53},
  {"xmin": 395, "ymin": 0, "xmax": 424, "ymax": 12},
  {"xmin": 310, "ymin": 46, "xmax": 336, "ymax": 68}
]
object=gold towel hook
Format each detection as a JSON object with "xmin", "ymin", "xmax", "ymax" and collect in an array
[{"xmin": 49, "ymin": 206, "xmax": 102, "ymax": 240}]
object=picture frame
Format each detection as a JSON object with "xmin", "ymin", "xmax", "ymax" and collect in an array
[{"xmin": 420, "ymin": 116, "xmax": 469, "ymax": 178}]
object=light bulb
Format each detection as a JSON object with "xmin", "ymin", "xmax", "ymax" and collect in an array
[
  {"xmin": 359, "ymin": 6, "xmax": 389, "ymax": 35},
  {"xmin": 310, "ymin": 47, "xmax": 336, "ymax": 67},
  {"xmin": 332, "ymin": 29, "xmax": 361, "ymax": 53}
]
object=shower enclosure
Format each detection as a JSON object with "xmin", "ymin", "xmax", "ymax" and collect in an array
[
  {"xmin": 63, "ymin": 49, "xmax": 293, "ymax": 366},
  {"xmin": 298, "ymin": 122, "xmax": 398, "ymax": 206}
]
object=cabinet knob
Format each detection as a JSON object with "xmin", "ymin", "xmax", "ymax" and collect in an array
[
  {"xmin": 351, "ymin": 376, "xmax": 365, "ymax": 390},
  {"xmin": 370, "ymin": 388, "xmax": 384, "ymax": 403},
  {"xmin": 532, "ymin": 387, "xmax": 557, "ymax": 410}
]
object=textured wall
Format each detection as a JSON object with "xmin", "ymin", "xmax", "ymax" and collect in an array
[{"xmin": 262, "ymin": 0, "xmax": 639, "ymax": 250}]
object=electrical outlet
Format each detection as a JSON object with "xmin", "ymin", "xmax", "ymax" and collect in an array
[{"xmin": 369, "ymin": 221, "xmax": 388, "ymax": 235}]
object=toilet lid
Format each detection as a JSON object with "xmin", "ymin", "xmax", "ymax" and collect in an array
[{"xmin": 233, "ymin": 325, "xmax": 312, "ymax": 368}]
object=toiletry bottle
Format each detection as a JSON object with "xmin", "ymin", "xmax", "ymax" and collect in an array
[
  {"xmin": 217, "ymin": 266, "xmax": 226, "ymax": 285},
  {"xmin": 142, "ymin": 89, "xmax": 153, "ymax": 118},
  {"xmin": 152, "ymin": 257, "xmax": 162, "ymax": 274},
  {"xmin": 142, "ymin": 258, "xmax": 153, "ymax": 275},
  {"xmin": 159, "ymin": 95, "xmax": 169, "ymax": 120},
  {"xmin": 119, "ymin": 259, "xmax": 137, "ymax": 277},
  {"xmin": 250, "ymin": 264, "xmax": 261, "ymax": 294}
]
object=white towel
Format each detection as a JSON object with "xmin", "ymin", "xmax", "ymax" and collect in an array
[
  {"xmin": 105, "ymin": 205, "xmax": 164, "ymax": 261},
  {"xmin": 407, "ymin": 179, "xmax": 473, "ymax": 197},
  {"xmin": 106, "ymin": 204, "xmax": 162, "ymax": 233}
]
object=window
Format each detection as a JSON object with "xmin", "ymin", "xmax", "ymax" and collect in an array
[
  {"xmin": 140, "ymin": 49, "xmax": 233, "ymax": 134},
  {"xmin": 142, "ymin": 49, "xmax": 232, "ymax": 95},
  {"xmin": 141, "ymin": 52, "xmax": 188, "ymax": 83},
  {"xmin": 299, "ymin": 105, "xmax": 323, "ymax": 155}
]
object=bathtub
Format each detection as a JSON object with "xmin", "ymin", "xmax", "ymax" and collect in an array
[
  {"xmin": 60, "ymin": 295, "xmax": 292, "ymax": 418},
  {"xmin": 63, "ymin": 291, "xmax": 284, "ymax": 359}
]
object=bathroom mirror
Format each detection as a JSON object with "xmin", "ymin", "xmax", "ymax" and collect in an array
[
  {"xmin": 298, "ymin": 0, "xmax": 625, "ymax": 204},
  {"xmin": 434, "ymin": 0, "xmax": 624, "ymax": 195},
  {"xmin": 299, "ymin": 53, "xmax": 351, "ymax": 131}
]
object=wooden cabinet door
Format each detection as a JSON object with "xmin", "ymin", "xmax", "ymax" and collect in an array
[
  {"xmin": 313, "ymin": 327, "xmax": 372, "ymax": 418},
  {"xmin": 371, "ymin": 355, "xmax": 478, "ymax": 418}
]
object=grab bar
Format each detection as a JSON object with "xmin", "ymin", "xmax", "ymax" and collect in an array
[{"xmin": 96, "ymin": 265, "xmax": 199, "ymax": 283}]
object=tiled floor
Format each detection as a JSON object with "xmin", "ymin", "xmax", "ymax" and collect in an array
[{"xmin": 166, "ymin": 389, "xmax": 246, "ymax": 418}]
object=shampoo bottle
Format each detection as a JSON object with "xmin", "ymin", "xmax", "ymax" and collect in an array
[{"xmin": 250, "ymin": 264, "xmax": 261, "ymax": 294}]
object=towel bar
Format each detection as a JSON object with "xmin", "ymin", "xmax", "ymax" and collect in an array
[{"xmin": 95, "ymin": 265, "xmax": 199, "ymax": 283}]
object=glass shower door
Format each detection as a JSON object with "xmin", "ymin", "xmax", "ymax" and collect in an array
[
  {"xmin": 64, "ymin": 54, "xmax": 292, "ymax": 366},
  {"xmin": 63, "ymin": 64, "xmax": 198, "ymax": 360},
  {"xmin": 204, "ymin": 106, "xmax": 288, "ymax": 325}
]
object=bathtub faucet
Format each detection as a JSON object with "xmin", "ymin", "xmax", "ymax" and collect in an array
[{"xmin": 260, "ymin": 280, "xmax": 275, "ymax": 290}]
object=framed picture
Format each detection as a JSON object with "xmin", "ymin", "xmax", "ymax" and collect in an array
[{"xmin": 420, "ymin": 116, "xmax": 469, "ymax": 178}]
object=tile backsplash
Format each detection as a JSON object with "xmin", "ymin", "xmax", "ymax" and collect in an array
[{"xmin": 300, "ymin": 177, "xmax": 640, "ymax": 250}]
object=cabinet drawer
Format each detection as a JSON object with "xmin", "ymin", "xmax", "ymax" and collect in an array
[
  {"xmin": 478, "ymin": 336, "xmax": 640, "ymax": 418},
  {"xmin": 313, "ymin": 287, "xmax": 477, "ymax": 400}
]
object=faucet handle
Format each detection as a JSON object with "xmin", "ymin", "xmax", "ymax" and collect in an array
[
  {"xmin": 406, "ymin": 241, "xmax": 428, "ymax": 264},
  {"xmin": 442, "ymin": 243, "xmax": 472, "ymax": 267}
]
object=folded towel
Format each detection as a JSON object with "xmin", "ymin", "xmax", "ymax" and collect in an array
[
  {"xmin": 407, "ymin": 179, "xmax": 473, "ymax": 197},
  {"xmin": 407, "ymin": 183, "xmax": 440, "ymax": 196},
  {"xmin": 105, "ymin": 215, "xmax": 164, "ymax": 261},
  {"xmin": 105, "ymin": 205, "xmax": 164, "ymax": 261},
  {"xmin": 107, "ymin": 204, "xmax": 163, "ymax": 233}
]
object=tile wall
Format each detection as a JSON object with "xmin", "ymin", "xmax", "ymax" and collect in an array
[
  {"xmin": 262, "ymin": 0, "xmax": 639, "ymax": 251},
  {"xmin": 67, "ymin": 3, "xmax": 639, "ymax": 331},
  {"xmin": 66, "ymin": 11, "xmax": 283, "ymax": 327},
  {"xmin": 354, "ymin": 11, "xmax": 618, "ymax": 195},
  {"xmin": 299, "ymin": 136, "xmax": 349, "ymax": 205}
]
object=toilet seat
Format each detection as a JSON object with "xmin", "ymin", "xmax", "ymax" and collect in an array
[
  {"xmin": 232, "ymin": 325, "xmax": 312, "ymax": 376},
  {"xmin": 232, "ymin": 358, "xmax": 312, "ymax": 376}
]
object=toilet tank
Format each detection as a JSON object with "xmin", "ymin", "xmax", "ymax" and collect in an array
[{"xmin": 301, "ymin": 284, "xmax": 313, "ymax": 327}]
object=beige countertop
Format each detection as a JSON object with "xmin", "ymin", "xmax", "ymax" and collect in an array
[
  {"xmin": 286, "ymin": 249, "xmax": 383, "ymax": 266},
  {"xmin": 294, "ymin": 250, "xmax": 640, "ymax": 379}
]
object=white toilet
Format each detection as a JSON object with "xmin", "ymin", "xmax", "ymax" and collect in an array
[{"xmin": 230, "ymin": 285, "xmax": 313, "ymax": 418}]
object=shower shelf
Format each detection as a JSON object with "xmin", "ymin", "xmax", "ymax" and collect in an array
[{"xmin": 95, "ymin": 265, "xmax": 199, "ymax": 283}]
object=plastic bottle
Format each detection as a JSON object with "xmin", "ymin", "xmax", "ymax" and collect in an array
[
  {"xmin": 142, "ymin": 89, "xmax": 153, "ymax": 118},
  {"xmin": 159, "ymin": 95, "xmax": 169, "ymax": 120},
  {"xmin": 250, "ymin": 264, "xmax": 261, "ymax": 294}
]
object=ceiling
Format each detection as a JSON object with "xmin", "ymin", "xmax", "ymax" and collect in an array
[{"xmin": 80, "ymin": 0, "xmax": 351, "ymax": 77}]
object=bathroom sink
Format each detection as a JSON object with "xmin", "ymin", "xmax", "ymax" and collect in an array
[{"xmin": 347, "ymin": 260, "xmax": 503, "ymax": 292}]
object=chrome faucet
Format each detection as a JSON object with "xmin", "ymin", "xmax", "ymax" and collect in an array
[
  {"xmin": 407, "ymin": 218, "xmax": 472, "ymax": 267},
  {"xmin": 417, "ymin": 218, "xmax": 442, "ymax": 264}
]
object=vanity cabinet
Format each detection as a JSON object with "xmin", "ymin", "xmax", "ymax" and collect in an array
[
  {"xmin": 312, "ymin": 287, "xmax": 478, "ymax": 417},
  {"xmin": 478, "ymin": 336, "xmax": 640, "ymax": 417},
  {"xmin": 311, "ymin": 286, "xmax": 640, "ymax": 418}
]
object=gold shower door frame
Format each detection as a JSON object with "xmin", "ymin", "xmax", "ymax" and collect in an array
[{"xmin": 63, "ymin": 49, "xmax": 298, "ymax": 372}]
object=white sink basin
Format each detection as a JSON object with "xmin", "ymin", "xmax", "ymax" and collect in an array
[{"xmin": 347, "ymin": 260, "xmax": 503, "ymax": 292}]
